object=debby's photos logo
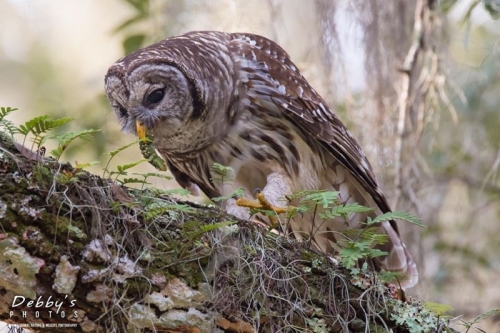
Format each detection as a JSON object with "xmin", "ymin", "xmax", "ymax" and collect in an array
[{"xmin": 9, "ymin": 295, "xmax": 79, "ymax": 320}]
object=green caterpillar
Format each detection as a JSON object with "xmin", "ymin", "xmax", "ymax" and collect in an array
[{"xmin": 139, "ymin": 132, "xmax": 167, "ymax": 171}]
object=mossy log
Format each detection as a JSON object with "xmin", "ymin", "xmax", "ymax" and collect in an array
[{"xmin": 0, "ymin": 132, "xmax": 457, "ymax": 333}]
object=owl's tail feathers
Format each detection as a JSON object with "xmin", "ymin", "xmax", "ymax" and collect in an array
[{"xmin": 375, "ymin": 221, "xmax": 419, "ymax": 290}]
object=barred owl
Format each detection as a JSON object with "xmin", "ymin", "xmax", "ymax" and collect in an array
[{"xmin": 105, "ymin": 31, "xmax": 418, "ymax": 288}]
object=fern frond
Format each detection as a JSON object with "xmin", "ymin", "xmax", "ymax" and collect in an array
[
  {"xmin": 210, "ymin": 163, "xmax": 236, "ymax": 185},
  {"xmin": 0, "ymin": 119, "xmax": 19, "ymax": 136},
  {"xmin": 50, "ymin": 146, "xmax": 63, "ymax": 159},
  {"xmin": 338, "ymin": 247, "xmax": 367, "ymax": 268},
  {"xmin": 212, "ymin": 188, "xmax": 245, "ymax": 202},
  {"xmin": 18, "ymin": 116, "xmax": 73, "ymax": 136},
  {"xmin": 0, "ymin": 106, "xmax": 19, "ymax": 136},
  {"xmin": 320, "ymin": 203, "xmax": 373, "ymax": 220},
  {"xmin": 75, "ymin": 161, "xmax": 99, "ymax": 169},
  {"xmin": 378, "ymin": 271, "xmax": 404, "ymax": 284},
  {"xmin": 423, "ymin": 302, "xmax": 454, "ymax": 317},
  {"xmin": 50, "ymin": 129, "xmax": 100, "ymax": 159},
  {"xmin": 132, "ymin": 172, "xmax": 172, "ymax": 181},
  {"xmin": 290, "ymin": 190, "xmax": 339, "ymax": 208},
  {"xmin": 116, "ymin": 159, "xmax": 148, "ymax": 174},
  {"xmin": 55, "ymin": 129, "xmax": 100, "ymax": 147},
  {"xmin": 106, "ymin": 140, "xmax": 141, "ymax": 157},
  {"xmin": 122, "ymin": 178, "xmax": 150, "ymax": 185},
  {"xmin": 0, "ymin": 107, "xmax": 18, "ymax": 122},
  {"xmin": 17, "ymin": 115, "xmax": 50, "ymax": 135},
  {"xmin": 368, "ymin": 211, "xmax": 424, "ymax": 227}
]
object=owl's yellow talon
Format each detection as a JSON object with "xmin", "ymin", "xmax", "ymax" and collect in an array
[
  {"xmin": 136, "ymin": 120, "xmax": 147, "ymax": 139},
  {"xmin": 235, "ymin": 197, "xmax": 261, "ymax": 210},
  {"xmin": 236, "ymin": 193, "xmax": 293, "ymax": 229}
]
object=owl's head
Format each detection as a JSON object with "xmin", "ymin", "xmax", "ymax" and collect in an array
[
  {"xmin": 104, "ymin": 32, "xmax": 238, "ymax": 153},
  {"xmin": 105, "ymin": 59, "xmax": 200, "ymax": 136}
]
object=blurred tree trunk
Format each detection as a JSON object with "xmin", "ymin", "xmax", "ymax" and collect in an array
[{"xmin": 0, "ymin": 133, "xmax": 458, "ymax": 332}]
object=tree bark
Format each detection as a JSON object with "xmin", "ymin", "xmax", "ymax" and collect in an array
[{"xmin": 0, "ymin": 132, "xmax": 457, "ymax": 333}]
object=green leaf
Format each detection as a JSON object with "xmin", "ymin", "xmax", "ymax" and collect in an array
[
  {"xmin": 212, "ymin": 188, "xmax": 245, "ymax": 202},
  {"xmin": 107, "ymin": 140, "xmax": 141, "ymax": 157},
  {"xmin": 132, "ymin": 172, "xmax": 172, "ymax": 181},
  {"xmin": 75, "ymin": 161, "xmax": 99, "ymax": 169},
  {"xmin": 339, "ymin": 247, "xmax": 365, "ymax": 268},
  {"xmin": 120, "ymin": 159, "xmax": 148, "ymax": 171},
  {"xmin": 56, "ymin": 129, "xmax": 100, "ymax": 145},
  {"xmin": 210, "ymin": 163, "xmax": 235, "ymax": 184},
  {"xmin": 50, "ymin": 146, "xmax": 64, "ymax": 159},
  {"xmin": 18, "ymin": 116, "xmax": 74, "ymax": 136},
  {"xmin": 298, "ymin": 190, "xmax": 339, "ymax": 208},
  {"xmin": 50, "ymin": 129, "xmax": 100, "ymax": 159},
  {"xmin": 122, "ymin": 178, "xmax": 150, "ymax": 185},
  {"xmin": 320, "ymin": 203, "xmax": 373, "ymax": 220},
  {"xmin": 286, "ymin": 205, "xmax": 310, "ymax": 220},
  {"xmin": 423, "ymin": 302, "xmax": 454, "ymax": 317},
  {"xmin": 0, "ymin": 106, "xmax": 18, "ymax": 120},
  {"xmin": 367, "ymin": 248, "xmax": 388, "ymax": 258},
  {"xmin": 249, "ymin": 208, "xmax": 277, "ymax": 218},
  {"xmin": 17, "ymin": 115, "xmax": 50, "ymax": 135},
  {"xmin": 0, "ymin": 107, "xmax": 19, "ymax": 136},
  {"xmin": 0, "ymin": 119, "xmax": 19, "ymax": 136},
  {"xmin": 123, "ymin": 0, "xmax": 149, "ymax": 13},
  {"xmin": 378, "ymin": 271, "xmax": 404, "ymax": 283},
  {"xmin": 369, "ymin": 211, "xmax": 424, "ymax": 227},
  {"xmin": 123, "ymin": 34, "xmax": 146, "ymax": 54}
]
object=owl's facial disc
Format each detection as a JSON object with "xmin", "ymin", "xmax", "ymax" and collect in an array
[
  {"xmin": 129, "ymin": 64, "xmax": 194, "ymax": 138},
  {"xmin": 105, "ymin": 63, "xmax": 195, "ymax": 139}
]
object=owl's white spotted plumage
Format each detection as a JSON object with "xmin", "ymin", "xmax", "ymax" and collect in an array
[{"xmin": 105, "ymin": 31, "xmax": 418, "ymax": 288}]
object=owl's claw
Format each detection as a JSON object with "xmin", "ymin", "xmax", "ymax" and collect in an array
[{"xmin": 236, "ymin": 192, "xmax": 292, "ymax": 229}]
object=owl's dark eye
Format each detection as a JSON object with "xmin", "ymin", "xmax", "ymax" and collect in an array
[
  {"xmin": 119, "ymin": 106, "xmax": 128, "ymax": 118},
  {"xmin": 145, "ymin": 89, "xmax": 164, "ymax": 106}
]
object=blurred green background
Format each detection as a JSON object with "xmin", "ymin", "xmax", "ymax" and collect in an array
[{"xmin": 1, "ymin": 0, "xmax": 499, "ymax": 330}]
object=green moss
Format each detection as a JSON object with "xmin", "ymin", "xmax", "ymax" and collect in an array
[
  {"xmin": 0, "ymin": 131, "xmax": 16, "ymax": 151},
  {"xmin": 38, "ymin": 213, "xmax": 88, "ymax": 241},
  {"xmin": 31, "ymin": 164, "xmax": 53, "ymax": 186},
  {"xmin": 0, "ymin": 179, "xmax": 24, "ymax": 195}
]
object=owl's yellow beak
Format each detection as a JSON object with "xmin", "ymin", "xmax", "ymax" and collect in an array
[{"xmin": 136, "ymin": 120, "xmax": 147, "ymax": 139}]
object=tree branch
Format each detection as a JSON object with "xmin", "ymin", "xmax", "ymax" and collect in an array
[{"xmin": 0, "ymin": 132, "xmax": 458, "ymax": 332}]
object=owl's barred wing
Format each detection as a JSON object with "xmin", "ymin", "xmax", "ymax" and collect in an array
[
  {"xmin": 230, "ymin": 33, "xmax": 391, "ymax": 217},
  {"xmin": 230, "ymin": 33, "xmax": 417, "ymax": 288}
]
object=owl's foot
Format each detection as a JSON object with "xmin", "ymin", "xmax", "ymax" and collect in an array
[{"xmin": 236, "ymin": 191, "xmax": 291, "ymax": 229}]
